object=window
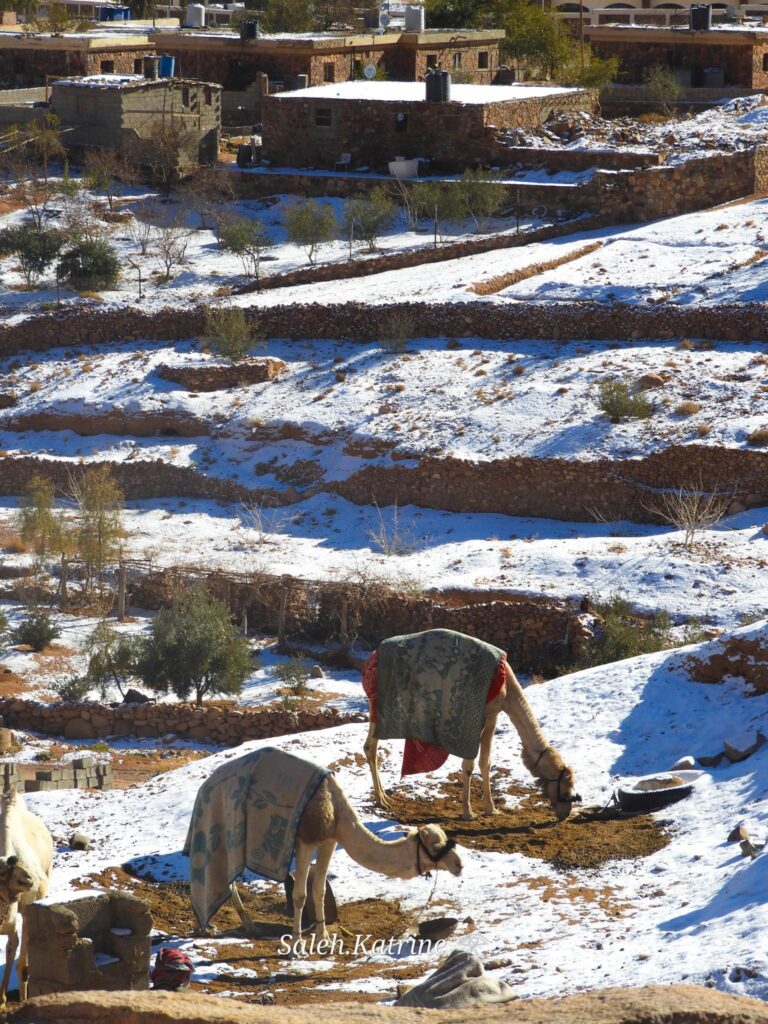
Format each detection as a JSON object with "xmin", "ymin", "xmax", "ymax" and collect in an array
[
  {"xmin": 763, "ymin": 53, "xmax": 768, "ymax": 71},
  {"xmin": 478, "ymin": 51, "xmax": 489, "ymax": 69},
  {"xmin": 353, "ymin": 59, "xmax": 363, "ymax": 78},
  {"xmin": 395, "ymin": 111, "xmax": 407, "ymax": 132},
  {"xmin": 426, "ymin": 53, "xmax": 438, "ymax": 69},
  {"xmin": 100, "ymin": 60, "xmax": 115, "ymax": 73},
  {"xmin": 323, "ymin": 62, "xmax": 335, "ymax": 82},
  {"xmin": 452, "ymin": 52, "xmax": 462, "ymax": 70},
  {"xmin": 204, "ymin": 85, "xmax": 213, "ymax": 105},
  {"xmin": 182, "ymin": 86, "xmax": 190, "ymax": 106},
  {"xmin": 315, "ymin": 107, "xmax": 333, "ymax": 127},
  {"xmin": 134, "ymin": 58, "xmax": 143, "ymax": 73}
]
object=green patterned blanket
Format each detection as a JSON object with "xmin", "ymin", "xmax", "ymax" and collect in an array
[
  {"xmin": 375, "ymin": 629, "xmax": 505, "ymax": 761},
  {"xmin": 184, "ymin": 747, "xmax": 330, "ymax": 929}
]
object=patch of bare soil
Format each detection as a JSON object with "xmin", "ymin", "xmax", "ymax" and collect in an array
[
  {"xmin": 0, "ymin": 666, "xmax": 31, "ymax": 697},
  {"xmin": 383, "ymin": 768, "xmax": 669, "ymax": 871},
  {"xmin": 78, "ymin": 866, "xmax": 441, "ymax": 1005}
]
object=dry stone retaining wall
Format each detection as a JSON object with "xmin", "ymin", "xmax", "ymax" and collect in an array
[
  {"xmin": 155, "ymin": 358, "xmax": 286, "ymax": 391},
  {"xmin": 4, "ymin": 302, "xmax": 768, "ymax": 358},
  {"xmin": 0, "ymin": 697, "xmax": 360, "ymax": 744}
]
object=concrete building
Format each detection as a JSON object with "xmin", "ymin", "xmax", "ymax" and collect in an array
[
  {"xmin": 159, "ymin": 27, "xmax": 507, "ymax": 92},
  {"xmin": 0, "ymin": 32, "xmax": 156, "ymax": 88},
  {"xmin": 558, "ymin": 1, "xmax": 768, "ymax": 29},
  {"xmin": 50, "ymin": 74, "xmax": 221, "ymax": 166},
  {"xmin": 260, "ymin": 80, "xmax": 594, "ymax": 172},
  {"xmin": 587, "ymin": 23, "xmax": 768, "ymax": 87}
]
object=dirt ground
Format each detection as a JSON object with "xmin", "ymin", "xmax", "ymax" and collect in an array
[
  {"xmin": 79, "ymin": 866, "xmax": 440, "ymax": 1006},
  {"xmin": 383, "ymin": 769, "xmax": 670, "ymax": 870},
  {"xmin": 64, "ymin": 768, "xmax": 667, "ymax": 1007}
]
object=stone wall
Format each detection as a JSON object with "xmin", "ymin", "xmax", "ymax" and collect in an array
[
  {"xmin": 155, "ymin": 357, "xmax": 286, "ymax": 390},
  {"xmin": 0, "ymin": 697, "xmax": 361, "ymax": 744},
  {"xmin": 0, "ymin": 45, "xmax": 154, "ymax": 88},
  {"xmin": 126, "ymin": 567, "xmax": 590, "ymax": 672},
  {"xmin": 26, "ymin": 893, "xmax": 151, "ymax": 997}
]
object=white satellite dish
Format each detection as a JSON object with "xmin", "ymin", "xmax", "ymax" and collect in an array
[
  {"xmin": 379, "ymin": 12, "xmax": 391, "ymax": 27},
  {"xmin": 363, "ymin": 63, "xmax": 377, "ymax": 79}
]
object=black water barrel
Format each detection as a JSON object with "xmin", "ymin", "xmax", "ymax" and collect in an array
[
  {"xmin": 240, "ymin": 18, "xmax": 258, "ymax": 39},
  {"xmin": 425, "ymin": 70, "xmax": 442, "ymax": 102},
  {"xmin": 689, "ymin": 5, "xmax": 712, "ymax": 30},
  {"xmin": 440, "ymin": 70, "xmax": 451, "ymax": 100}
]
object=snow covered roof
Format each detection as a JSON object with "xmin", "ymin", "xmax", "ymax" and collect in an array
[
  {"xmin": 274, "ymin": 81, "xmax": 580, "ymax": 104},
  {"xmin": 52, "ymin": 73, "xmax": 220, "ymax": 90}
]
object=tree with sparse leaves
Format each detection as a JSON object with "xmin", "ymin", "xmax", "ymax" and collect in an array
[
  {"xmin": 284, "ymin": 200, "xmax": 337, "ymax": 265},
  {"xmin": 342, "ymin": 188, "xmax": 396, "ymax": 253},
  {"xmin": 68, "ymin": 466, "xmax": 125, "ymax": 597},
  {"xmin": 219, "ymin": 217, "xmax": 272, "ymax": 282}
]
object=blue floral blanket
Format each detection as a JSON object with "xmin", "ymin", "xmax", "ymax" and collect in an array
[{"xmin": 184, "ymin": 747, "xmax": 330, "ymax": 929}]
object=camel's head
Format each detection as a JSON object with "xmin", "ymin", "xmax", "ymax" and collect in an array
[
  {"xmin": 523, "ymin": 746, "xmax": 581, "ymax": 822},
  {"xmin": 0, "ymin": 856, "xmax": 33, "ymax": 900},
  {"xmin": 540, "ymin": 764, "xmax": 580, "ymax": 822},
  {"xmin": 414, "ymin": 824, "xmax": 462, "ymax": 877}
]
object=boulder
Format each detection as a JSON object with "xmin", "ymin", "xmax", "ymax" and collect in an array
[{"xmin": 638, "ymin": 372, "xmax": 666, "ymax": 389}]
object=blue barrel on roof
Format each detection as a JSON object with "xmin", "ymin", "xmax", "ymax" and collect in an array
[
  {"xmin": 112, "ymin": 7, "xmax": 124, "ymax": 18},
  {"xmin": 121, "ymin": 6, "xmax": 131, "ymax": 18},
  {"xmin": 99, "ymin": 7, "xmax": 114, "ymax": 20},
  {"xmin": 158, "ymin": 55, "xmax": 176, "ymax": 78}
]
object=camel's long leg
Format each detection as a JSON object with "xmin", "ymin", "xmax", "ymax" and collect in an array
[
  {"xmin": 18, "ymin": 911, "xmax": 29, "ymax": 1002},
  {"xmin": 291, "ymin": 841, "xmax": 313, "ymax": 952},
  {"xmin": 229, "ymin": 881, "xmax": 254, "ymax": 933},
  {"xmin": 364, "ymin": 717, "xmax": 391, "ymax": 809},
  {"xmin": 461, "ymin": 755, "xmax": 476, "ymax": 821},
  {"xmin": 479, "ymin": 711, "xmax": 500, "ymax": 816},
  {"xmin": 312, "ymin": 839, "xmax": 335, "ymax": 943},
  {"xmin": 0, "ymin": 915, "xmax": 20, "ymax": 1004}
]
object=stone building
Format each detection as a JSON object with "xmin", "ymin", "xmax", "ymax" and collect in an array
[
  {"xmin": 260, "ymin": 80, "xmax": 594, "ymax": 172},
  {"xmin": 0, "ymin": 31, "xmax": 156, "ymax": 88},
  {"xmin": 50, "ymin": 74, "xmax": 221, "ymax": 166},
  {"xmin": 159, "ymin": 28, "xmax": 506, "ymax": 92},
  {"xmin": 587, "ymin": 24, "xmax": 768, "ymax": 87}
]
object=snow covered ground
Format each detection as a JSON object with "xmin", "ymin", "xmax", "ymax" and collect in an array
[
  {"xmin": 2, "ymin": 335, "xmax": 767, "ymax": 465},
  {"xmin": 14, "ymin": 625, "xmax": 768, "ymax": 1001}
]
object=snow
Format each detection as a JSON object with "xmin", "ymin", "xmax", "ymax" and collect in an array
[
  {"xmin": 275, "ymin": 81, "xmax": 580, "ymax": 103},
  {"xmin": 15, "ymin": 628, "xmax": 768, "ymax": 1000}
]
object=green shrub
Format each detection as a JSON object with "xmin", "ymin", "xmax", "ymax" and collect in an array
[
  {"xmin": 13, "ymin": 610, "xmax": 61, "ymax": 652},
  {"xmin": 57, "ymin": 239, "xmax": 120, "ymax": 290},
  {"xmin": 33, "ymin": 750, "xmax": 53, "ymax": 762},
  {"xmin": 218, "ymin": 217, "xmax": 272, "ymax": 281},
  {"xmin": 284, "ymin": 200, "xmax": 338, "ymax": 264},
  {"xmin": 586, "ymin": 594, "xmax": 673, "ymax": 666},
  {"xmin": 201, "ymin": 305, "xmax": 261, "ymax": 363},
  {"xmin": 597, "ymin": 379, "xmax": 654, "ymax": 422},
  {"xmin": 53, "ymin": 675, "xmax": 92, "ymax": 701},
  {"xmin": 275, "ymin": 656, "xmax": 311, "ymax": 697}
]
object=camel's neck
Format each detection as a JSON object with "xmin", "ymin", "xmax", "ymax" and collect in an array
[
  {"xmin": 501, "ymin": 668, "xmax": 550, "ymax": 759},
  {"xmin": 333, "ymin": 794, "xmax": 417, "ymax": 879}
]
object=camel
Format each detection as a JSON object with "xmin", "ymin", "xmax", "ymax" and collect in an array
[
  {"xmin": 0, "ymin": 791, "xmax": 53, "ymax": 1003},
  {"xmin": 364, "ymin": 637, "xmax": 580, "ymax": 822},
  {"xmin": 225, "ymin": 772, "xmax": 462, "ymax": 950}
]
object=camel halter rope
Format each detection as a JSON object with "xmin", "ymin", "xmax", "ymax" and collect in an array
[{"xmin": 531, "ymin": 747, "xmax": 582, "ymax": 805}]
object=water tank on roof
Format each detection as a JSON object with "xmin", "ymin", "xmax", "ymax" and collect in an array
[
  {"xmin": 111, "ymin": 7, "xmax": 124, "ymax": 19},
  {"xmin": 99, "ymin": 6, "xmax": 114, "ymax": 20},
  {"xmin": 159, "ymin": 54, "xmax": 176, "ymax": 77},
  {"xmin": 440, "ymin": 69, "xmax": 451, "ymax": 101},
  {"xmin": 143, "ymin": 55, "xmax": 160, "ymax": 79},
  {"xmin": 185, "ymin": 3, "xmax": 206, "ymax": 28},
  {"xmin": 240, "ymin": 18, "xmax": 259, "ymax": 39},
  {"xmin": 689, "ymin": 4, "xmax": 712, "ymax": 29},
  {"xmin": 425, "ymin": 69, "xmax": 441, "ymax": 101},
  {"xmin": 404, "ymin": 4, "xmax": 425, "ymax": 30}
]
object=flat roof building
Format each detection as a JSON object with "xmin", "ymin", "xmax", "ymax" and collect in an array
[
  {"xmin": 0, "ymin": 31, "xmax": 156, "ymax": 88},
  {"xmin": 261, "ymin": 80, "xmax": 594, "ymax": 172},
  {"xmin": 587, "ymin": 23, "xmax": 768, "ymax": 88}
]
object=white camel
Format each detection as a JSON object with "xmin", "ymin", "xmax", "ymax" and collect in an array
[
  {"xmin": 0, "ymin": 791, "xmax": 53, "ymax": 1003},
  {"xmin": 365, "ymin": 649, "xmax": 580, "ymax": 822},
  {"xmin": 226, "ymin": 773, "xmax": 462, "ymax": 948}
]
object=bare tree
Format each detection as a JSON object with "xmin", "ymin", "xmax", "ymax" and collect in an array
[
  {"xmin": 644, "ymin": 477, "xmax": 731, "ymax": 550},
  {"xmin": 5, "ymin": 155, "xmax": 62, "ymax": 231},
  {"xmin": 127, "ymin": 197, "xmax": 158, "ymax": 256},
  {"xmin": 180, "ymin": 165, "xmax": 235, "ymax": 229},
  {"xmin": 83, "ymin": 148, "xmax": 137, "ymax": 211},
  {"xmin": 154, "ymin": 213, "xmax": 192, "ymax": 281}
]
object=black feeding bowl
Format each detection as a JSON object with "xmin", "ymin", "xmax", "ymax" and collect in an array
[
  {"xmin": 417, "ymin": 916, "xmax": 459, "ymax": 942},
  {"xmin": 616, "ymin": 770, "xmax": 703, "ymax": 812}
]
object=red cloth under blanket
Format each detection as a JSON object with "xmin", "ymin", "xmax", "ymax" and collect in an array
[{"xmin": 362, "ymin": 650, "xmax": 507, "ymax": 776}]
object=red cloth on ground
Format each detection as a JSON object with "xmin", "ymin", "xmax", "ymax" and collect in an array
[{"xmin": 362, "ymin": 650, "xmax": 507, "ymax": 777}]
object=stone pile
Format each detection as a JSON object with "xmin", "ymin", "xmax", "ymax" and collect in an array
[{"xmin": 155, "ymin": 357, "xmax": 286, "ymax": 391}]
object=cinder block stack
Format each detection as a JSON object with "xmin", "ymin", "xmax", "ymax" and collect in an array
[
  {"xmin": 0, "ymin": 761, "xmax": 22, "ymax": 792},
  {"xmin": 23, "ymin": 757, "xmax": 114, "ymax": 793}
]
